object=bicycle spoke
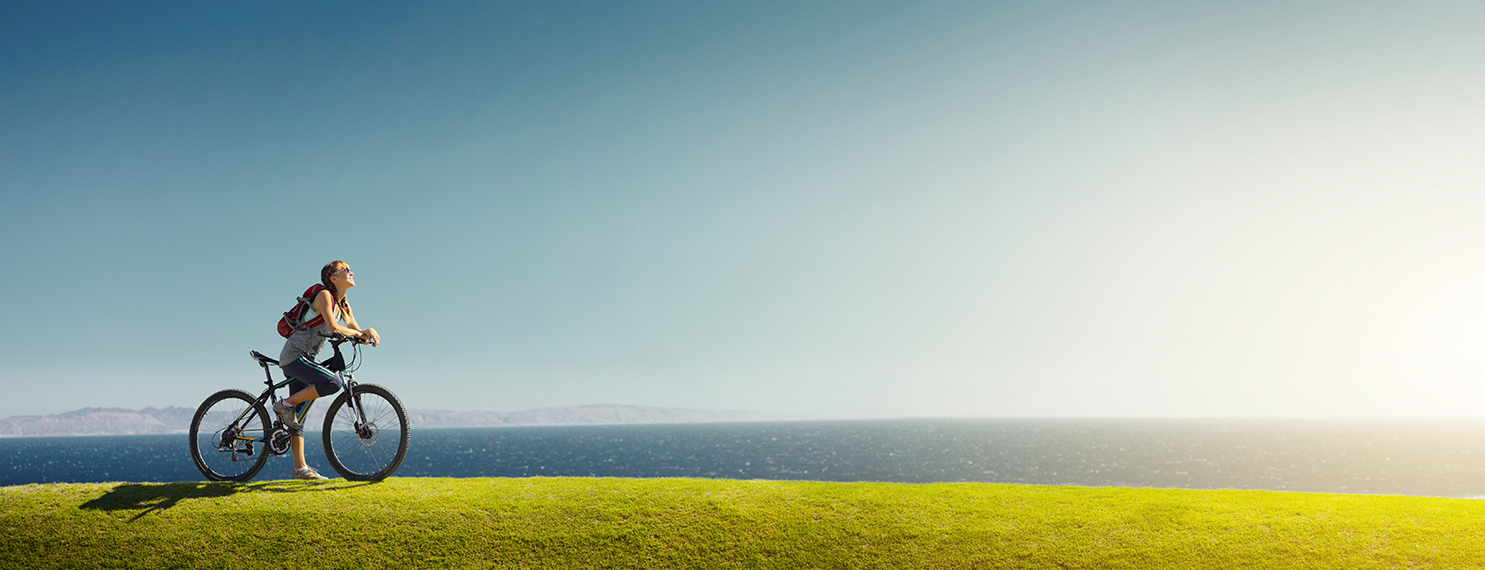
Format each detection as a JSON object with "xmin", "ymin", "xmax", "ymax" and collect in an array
[
  {"xmin": 323, "ymin": 385, "xmax": 408, "ymax": 480},
  {"xmin": 190, "ymin": 390, "xmax": 270, "ymax": 481}
]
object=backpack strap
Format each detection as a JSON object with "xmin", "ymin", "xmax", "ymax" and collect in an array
[{"xmin": 293, "ymin": 284, "xmax": 328, "ymax": 332}]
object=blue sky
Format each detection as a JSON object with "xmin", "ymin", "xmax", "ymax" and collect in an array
[{"xmin": 3, "ymin": 1, "xmax": 1483, "ymax": 419}]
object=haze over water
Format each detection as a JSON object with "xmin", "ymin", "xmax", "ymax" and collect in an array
[{"xmin": 5, "ymin": 419, "xmax": 1484, "ymax": 498}]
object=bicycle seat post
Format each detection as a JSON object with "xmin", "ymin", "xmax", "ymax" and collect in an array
[
  {"xmin": 259, "ymin": 360, "xmax": 278, "ymax": 397},
  {"xmin": 249, "ymin": 350, "xmax": 282, "ymax": 395}
]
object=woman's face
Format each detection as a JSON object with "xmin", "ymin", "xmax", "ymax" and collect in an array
[{"xmin": 331, "ymin": 265, "xmax": 355, "ymax": 289}]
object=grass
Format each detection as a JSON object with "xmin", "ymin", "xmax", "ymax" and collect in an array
[{"xmin": 3, "ymin": 477, "xmax": 1483, "ymax": 569}]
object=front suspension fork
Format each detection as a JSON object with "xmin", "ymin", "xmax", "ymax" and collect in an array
[{"xmin": 342, "ymin": 375, "xmax": 367, "ymax": 427}]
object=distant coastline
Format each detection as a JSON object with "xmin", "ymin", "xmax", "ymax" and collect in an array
[{"xmin": 0, "ymin": 405, "xmax": 803, "ymax": 438}]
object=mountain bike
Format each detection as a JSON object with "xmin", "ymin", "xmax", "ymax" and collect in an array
[{"xmin": 188, "ymin": 333, "xmax": 410, "ymax": 482}]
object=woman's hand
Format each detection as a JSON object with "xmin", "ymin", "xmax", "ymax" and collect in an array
[{"xmin": 359, "ymin": 328, "xmax": 380, "ymax": 347}]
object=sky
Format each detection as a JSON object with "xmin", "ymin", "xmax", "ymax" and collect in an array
[{"xmin": 2, "ymin": 1, "xmax": 1483, "ymax": 419}]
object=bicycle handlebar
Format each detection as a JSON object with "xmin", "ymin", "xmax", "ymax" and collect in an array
[{"xmin": 318, "ymin": 332, "xmax": 371, "ymax": 345}]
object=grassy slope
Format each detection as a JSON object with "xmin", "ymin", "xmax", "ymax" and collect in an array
[{"xmin": 3, "ymin": 478, "xmax": 1483, "ymax": 569}]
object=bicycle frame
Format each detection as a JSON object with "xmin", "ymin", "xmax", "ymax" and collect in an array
[{"xmin": 218, "ymin": 344, "xmax": 366, "ymax": 456}]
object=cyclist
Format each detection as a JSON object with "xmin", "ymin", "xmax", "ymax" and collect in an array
[{"xmin": 273, "ymin": 260, "xmax": 381, "ymax": 480}]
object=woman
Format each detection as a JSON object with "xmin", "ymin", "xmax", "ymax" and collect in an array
[{"xmin": 273, "ymin": 260, "xmax": 381, "ymax": 480}]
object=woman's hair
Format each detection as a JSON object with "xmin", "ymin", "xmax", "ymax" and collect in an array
[{"xmin": 320, "ymin": 260, "xmax": 351, "ymax": 315}]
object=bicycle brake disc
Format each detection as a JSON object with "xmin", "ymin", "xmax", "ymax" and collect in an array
[{"xmin": 355, "ymin": 422, "xmax": 380, "ymax": 445}]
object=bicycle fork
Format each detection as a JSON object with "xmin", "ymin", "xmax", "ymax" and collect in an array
[{"xmin": 341, "ymin": 375, "xmax": 373, "ymax": 434}]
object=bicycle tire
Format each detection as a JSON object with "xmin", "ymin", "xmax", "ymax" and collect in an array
[
  {"xmin": 321, "ymin": 383, "xmax": 410, "ymax": 481},
  {"xmin": 189, "ymin": 389, "xmax": 272, "ymax": 482}
]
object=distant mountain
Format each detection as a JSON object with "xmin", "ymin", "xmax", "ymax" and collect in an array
[
  {"xmin": 0, "ymin": 407, "xmax": 196, "ymax": 438},
  {"xmin": 0, "ymin": 404, "xmax": 798, "ymax": 437}
]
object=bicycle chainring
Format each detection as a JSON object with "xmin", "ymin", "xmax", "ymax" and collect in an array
[{"xmin": 269, "ymin": 428, "xmax": 292, "ymax": 456}]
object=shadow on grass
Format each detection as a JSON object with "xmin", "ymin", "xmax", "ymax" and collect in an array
[{"xmin": 79, "ymin": 479, "xmax": 377, "ymax": 521}]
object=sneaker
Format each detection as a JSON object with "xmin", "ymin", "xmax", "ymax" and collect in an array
[
  {"xmin": 293, "ymin": 466, "xmax": 329, "ymax": 480},
  {"xmin": 273, "ymin": 399, "xmax": 302, "ymax": 431}
]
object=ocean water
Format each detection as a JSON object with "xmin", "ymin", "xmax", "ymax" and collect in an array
[{"xmin": 3, "ymin": 419, "xmax": 1484, "ymax": 497}]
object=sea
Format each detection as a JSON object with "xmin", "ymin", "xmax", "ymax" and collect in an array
[{"xmin": 4, "ymin": 419, "xmax": 1484, "ymax": 498}]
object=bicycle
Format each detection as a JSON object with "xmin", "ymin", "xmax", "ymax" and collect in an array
[{"xmin": 188, "ymin": 333, "xmax": 410, "ymax": 481}]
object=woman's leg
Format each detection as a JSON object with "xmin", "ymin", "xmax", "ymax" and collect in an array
[
  {"xmin": 291, "ymin": 434, "xmax": 308, "ymax": 469},
  {"xmin": 284, "ymin": 385, "xmax": 320, "ymax": 407},
  {"xmin": 281, "ymin": 358, "xmax": 343, "ymax": 400},
  {"xmin": 277, "ymin": 358, "xmax": 343, "ymax": 475},
  {"xmin": 285, "ymin": 400, "xmax": 312, "ymax": 470}
]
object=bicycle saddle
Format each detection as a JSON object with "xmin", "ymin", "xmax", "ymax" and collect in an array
[{"xmin": 249, "ymin": 350, "xmax": 280, "ymax": 367}]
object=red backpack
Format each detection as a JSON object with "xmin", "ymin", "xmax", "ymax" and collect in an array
[{"xmin": 277, "ymin": 284, "xmax": 329, "ymax": 338}]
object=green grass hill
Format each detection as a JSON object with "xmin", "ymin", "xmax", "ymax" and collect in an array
[{"xmin": 4, "ymin": 477, "xmax": 1482, "ymax": 569}]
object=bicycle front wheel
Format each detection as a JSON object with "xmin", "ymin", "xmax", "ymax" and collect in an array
[
  {"xmin": 189, "ymin": 389, "xmax": 271, "ymax": 482},
  {"xmin": 321, "ymin": 383, "xmax": 409, "ymax": 481}
]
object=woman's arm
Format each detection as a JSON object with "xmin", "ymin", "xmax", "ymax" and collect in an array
[
  {"xmin": 313, "ymin": 290, "xmax": 379, "ymax": 345},
  {"xmin": 341, "ymin": 304, "xmax": 380, "ymax": 346}
]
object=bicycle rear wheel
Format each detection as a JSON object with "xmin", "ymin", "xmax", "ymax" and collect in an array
[
  {"xmin": 189, "ymin": 389, "xmax": 271, "ymax": 482},
  {"xmin": 321, "ymin": 383, "xmax": 409, "ymax": 481}
]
